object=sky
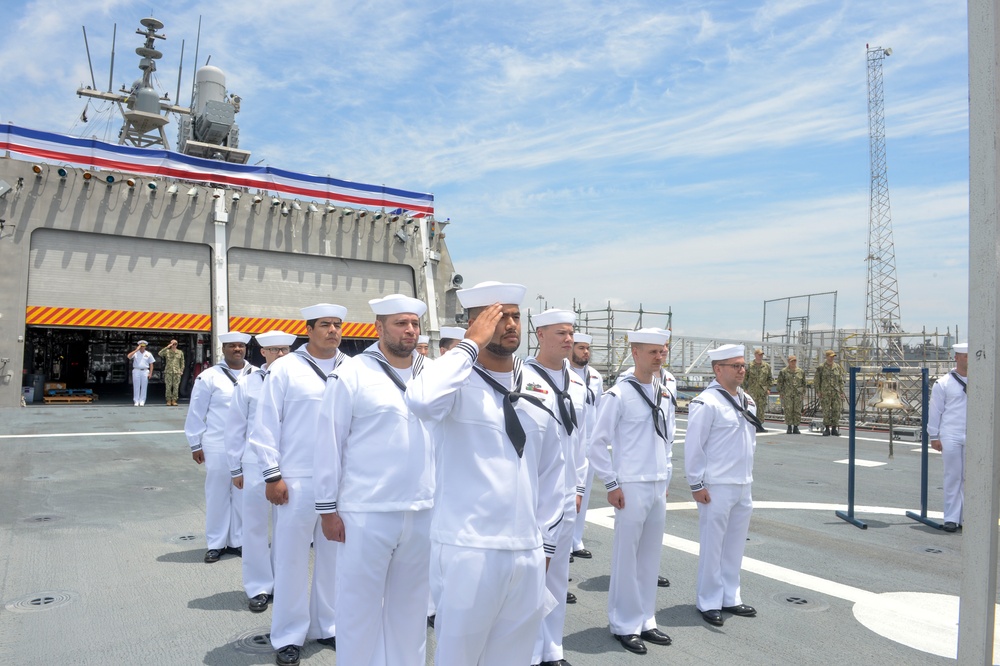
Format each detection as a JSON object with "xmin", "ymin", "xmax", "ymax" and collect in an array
[{"xmin": 0, "ymin": 0, "xmax": 970, "ymax": 341}]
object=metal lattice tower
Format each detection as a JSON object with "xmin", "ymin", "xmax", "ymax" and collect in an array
[{"xmin": 864, "ymin": 45, "xmax": 904, "ymax": 361}]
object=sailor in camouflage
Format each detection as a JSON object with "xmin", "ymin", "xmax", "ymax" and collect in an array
[
  {"xmin": 743, "ymin": 348, "xmax": 772, "ymax": 420},
  {"xmin": 158, "ymin": 339, "xmax": 185, "ymax": 406},
  {"xmin": 814, "ymin": 350, "xmax": 846, "ymax": 436},
  {"xmin": 775, "ymin": 355, "xmax": 806, "ymax": 434}
]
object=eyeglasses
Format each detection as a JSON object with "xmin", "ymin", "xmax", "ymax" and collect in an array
[
  {"xmin": 263, "ymin": 347, "xmax": 291, "ymax": 354},
  {"xmin": 718, "ymin": 363, "xmax": 747, "ymax": 371}
]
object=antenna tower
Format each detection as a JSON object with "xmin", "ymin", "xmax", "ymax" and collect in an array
[{"xmin": 864, "ymin": 45, "xmax": 904, "ymax": 362}]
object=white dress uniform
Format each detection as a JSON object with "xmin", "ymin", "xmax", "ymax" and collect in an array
[
  {"xmin": 251, "ymin": 348, "xmax": 345, "ymax": 650},
  {"xmin": 684, "ymin": 379, "xmax": 757, "ymax": 612},
  {"xmin": 589, "ymin": 373, "xmax": 673, "ymax": 637},
  {"xmin": 314, "ymin": 343, "xmax": 433, "ymax": 666},
  {"xmin": 526, "ymin": 357, "xmax": 589, "ymax": 665},
  {"xmin": 131, "ymin": 349, "xmax": 155, "ymax": 406},
  {"xmin": 405, "ymin": 339, "xmax": 565, "ymax": 666},
  {"xmin": 184, "ymin": 361, "xmax": 257, "ymax": 551},
  {"xmin": 572, "ymin": 363, "xmax": 603, "ymax": 552},
  {"xmin": 927, "ymin": 369, "xmax": 967, "ymax": 525},
  {"xmin": 224, "ymin": 363, "xmax": 273, "ymax": 600}
]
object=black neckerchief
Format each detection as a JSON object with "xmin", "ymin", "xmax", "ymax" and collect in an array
[
  {"xmin": 472, "ymin": 357, "xmax": 554, "ymax": 458},
  {"xmin": 219, "ymin": 364, "xmax": 253, "ymax": 386},
  {"xmin": 950, "ymin": 371, "xmax": 967, "ymax": 394},
  {"xmin": 362, "ymin": 345, "xmax": 424, "ymax": 392},
  {"xmin": 294, "ymin": 349, "xmax": 344, "ymax": 383},
  {"xmin": 622, "ymin": 376, "xmax": 668, "ymax": 442},
  {"xmin": 584, "ymin": 367, "xmax": 596, "ymax": 405},
  {"xmin": 660, "ymin": 370, "xmax": 678, "ymax": 408},
  {"xmin": 714, "ymin": 387, "xmax": 766, "ymax": 433},
  {"xmin": 526, "ymin": 359, "xmax": 578, "ymax": 437}
]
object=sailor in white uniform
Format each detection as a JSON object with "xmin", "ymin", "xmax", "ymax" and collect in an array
[
  {"xmin": 224, "ymin": 330, "xmax": 293, "ymax": 612},
  {"xmin": 251, "ymin": 304, "xmax": 347, "ymax": 666},
  {"xmin": 928, "ymin": 342, "xmax": 968, "ymax": 532},
  {"xmin": 570, "ymin": 333, "xmax": 603, "ymax": 560},
  {"xmin": 416, "ymin": 334, "xmax": 430, "ymax": 357},
  {"xmin": 184, "ymin": 331, "xmax": 257, "ymax": 564},
  {"xmin": 406, "ymin": 281, "xmax": 565, "ymax": 666},
  {"xmin": 685, "ymin": 343, "xmax": 760, "ymax": 627},
  {"xmin": 527, "ymin": 309, "xmax": 589, "ymax": 666},
  {"xmin": 127, "ymin": 340, "xmax": 155, "ymax": 406},
  {"xmin": 589, "ymin": 328, "xmax": 674, "ymax": 655},
  {"xmin": 438, "ymin": 325, "xmax": 466, "ymax": 356},
  {"xmin": 315, "ymin": 294, "xmax": 433, "ymax": 666}
]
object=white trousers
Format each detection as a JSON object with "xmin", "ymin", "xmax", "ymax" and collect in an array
[
  {"xmin": 269, "ymin": 476, "xmax": 337, "ymax": 649},
  {"xmin": 573, "ymin": 465, "xmax": 593, "ymax": 551},
  {"xmin": 241, "ymin": 462, "xmax": 274, "ymax": 598},
  {"xmin": 695, "ymin": 482, "xmax": 752, "ymax": 611},
  {"xmin": 533, "ymin": 502, "xmax": 575, "ymax": 663},
  {"xmin": 335, "ymin": 510, "xmax": 431, "ymax": 666},
  {"xmin": 431, "ymin": 542, "xmax": 546, "ymax": 666},
  {"xmin": 941, "ymin": 436, "xmax": 966, "ymax": 524},
  {"xmin": 608, "ymin": 480, "xmax": 667, "ymax": 636},
  {"xmin": 203, "ymin": 449, "xmax": 242, "ymax": 550},
  {"xmin": 132, "ymin": 368, "xmax": 148, "ymax": 404}
]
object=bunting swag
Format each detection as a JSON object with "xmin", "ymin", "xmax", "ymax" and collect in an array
[{"xmin": 0, "ymin": 124, "xmax": 434, "ymax": 216}]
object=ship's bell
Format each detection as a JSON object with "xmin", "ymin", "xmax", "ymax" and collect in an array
[{"xmin": 873, "ymin": 379, "xmax": 906, "ymax": 410}]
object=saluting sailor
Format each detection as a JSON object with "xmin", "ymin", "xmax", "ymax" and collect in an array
[
  {"xmin": 405, "ymin": 281, "xmax": 565, "ymax": 666},
  {"xmin": 527, "ymin": 309, "xmax": 589, "ymax": 666},
  {"xmin": 570, "ymin": 332, "xmax": 603, "ymax": 561},
  {"xmin": 685, "ymin": 343, "xmax": 761, "ymax": 627},
  {"xmin": 928, "ymin": 342, "xmax": 968, "ymax": 533},
  {"xmin": 224, "ymin": 330, "xmax": 294, "ymax": 613},
  {"xmin": 315, "ymin": 294, "xmax": 434, "ymax": 666},
  {"xmin": 589, "ymin": 328, "xmax": 674, "ymax": 655},
  {"xmin": 127, "ymin": 340, "xmax": 155, "ymax": 406},
  {"xmin": 251, "ymin": 304, "xmax": 347, "ymax": 666},
  {"xmin": 184, "ymin": 331, "xmax": 257, "ymax": 564}
]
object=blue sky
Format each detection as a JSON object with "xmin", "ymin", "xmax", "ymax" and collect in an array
[{"xmin": 0, "ymin": 0, "xmax": 969, "ymax": 340}]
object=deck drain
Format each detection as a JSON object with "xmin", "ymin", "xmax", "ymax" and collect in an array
[
  {"xmin": 231, "ymin": 628, "xmax": 273, "ymax": 654},
  {"xmin": 5, "ymin": 590, "xmax": 77, "ymax": 612},
  {"xmin": 924, "ymin": 547, "xmax": 943, "ymax": 554},
  {"xmin": 24, "ymin": 515, "xmax": 62, "ymax": 524},
  {"xmin": 25, "ymin": 475, "xmax": 52, "ymax": 481},
  {"xmin": 912, "ymin": 544, "xmax": 951, "ymax": 555},
  {"xmin": 772, "ymin": 591, "xmax": 830, "ymax": 612},
  {"xmin": 168, "ymin": 533, "xmax": 202, "ymax": 544},
  {"xmin": 142, "ymin": 486, "xmax": 163, "ymax": 491}
]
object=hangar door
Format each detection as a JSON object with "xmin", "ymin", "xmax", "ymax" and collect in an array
[
  {"xmin": 227, "ymin": 248, "xmax": 416, "ymax": 337},
  {"xmin": 26, "ymin": 229, "xmax": 212, "ymax": 330}
]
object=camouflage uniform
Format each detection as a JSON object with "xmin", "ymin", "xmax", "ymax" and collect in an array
[
  {"xmin": 814, "ymin": 363, "xmax": 846, "ymax": 427},
  {"xmin": 744, "ymin": 360, "xmax": 773, "ymax": 418},
  {"xmin": 158, "ymin": 346, "xmax": 185, "ymax": 405},
  {"xmin": 776, "ymin": 366, "xmax": 806, "ymax": 426}
]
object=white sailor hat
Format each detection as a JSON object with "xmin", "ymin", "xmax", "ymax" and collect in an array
[
  {"xmin": 657, "ymin": 328, "xmax": 672, "ymax": 342},
  {"xmin": 953, "ymin": 343, "xmax": 968, "ymax": 354},
  {"xmin": 628, "ymin": 328, "xmax": 670, "ymax": 346},
  {"xmin": 255, "ymin": 330, "xmax": 296, "ymax": 347},
  {"xmin": 137, "ymin": 340, "xmax": 149, "ymax": 346},
  {"xmin": 301, "ymin": 303, "xmax": 348, "ymax": 321},
  {"xmin": 368, "ymin": 293, "xmax": 427, "ymax": 317},
  {"xmin": 533, "ymin": 309, "xmax": 576, "ymax": 327},
  {"xmin": 708, "ymin": 343, "xmax": 745, "ymax": 361},
  {"xmin": 218, "ymin": 331, "xmax": 252, "ymax": 344},
  {"xmin": 457, "ymin": 281, "xmax": 527, "ymax": 308},
  {"xmin": 574, "ymin": 333, "xmax": 593, "ymax": 345},
  {"xmin": 439, "ymin": 326, "xmax": 466, "ymax": 340},
  {"xmin": 417, "ymin": 335, "xmax": 430, "ymax": 344}
]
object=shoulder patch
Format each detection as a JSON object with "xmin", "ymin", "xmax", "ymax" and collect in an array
[{"xmin": 690, "ymin": 399, "xmax": 704, "ymax": 405}]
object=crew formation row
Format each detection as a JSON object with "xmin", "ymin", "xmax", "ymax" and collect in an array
[{"xmin": 183, "ymin": 282, "xmax": 763, "ymax": 666}]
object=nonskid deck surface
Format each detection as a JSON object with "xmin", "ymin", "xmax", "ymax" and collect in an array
[{"xmin": 1, "ymin": 405, "xmax": 992, "ymax": 665}]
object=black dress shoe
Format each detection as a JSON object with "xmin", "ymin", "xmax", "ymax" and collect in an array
[
  {"xmin": 722, "ymin": 604, "xmax": 757, "ymax": 617},
  {"xmin": 657, "ymin": 576, "xmax": 670, "ymax": 587},
  {"xmin": 943, "ymin": 521, "xmax": 958, "ymax": 533},
  {"xmin": 639, "ymin": 628, "xmax": 672, "ymax": 645},
  {"xmin": 613, "ymin": 634, "xmax": 647, "ymax": 655},
  {"xmin": 571, "ymin": 549, "xmax": 592, "ymax": 559},
  {"xmin": 249, "ymin": 593, "xmax": 270, "ymax": 613},
  {"xmin": 226, "ymin": 545, "xmax": 243, "ymax": 557},
  {"xmin": 569, "ymin": 555, "xmax": 574, "ymax": 563},
  {"xmin": 275, "ymin": 645, "xmax": 300, "ymax": 666},
  {"xmin": 427, "ymin": 614, "xmax": 435, "ymax": 628},
  {"xmin": 701, "ymin": 609, "xmax": 724, "ymax": 626},
  {"xmin": 539, "ymin": 660, "xmax": 572, "ymax": 666},
  {"xmin": 316, "ymin": 636, "xmax": 336, "ymax": 649},
  {"xmin": 566, "ymin": 592, "xmax": 577, "ymax": 604},
  {"xmin": 204, "ymin": 549, "xmax": 222, "ymax": 563}
]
